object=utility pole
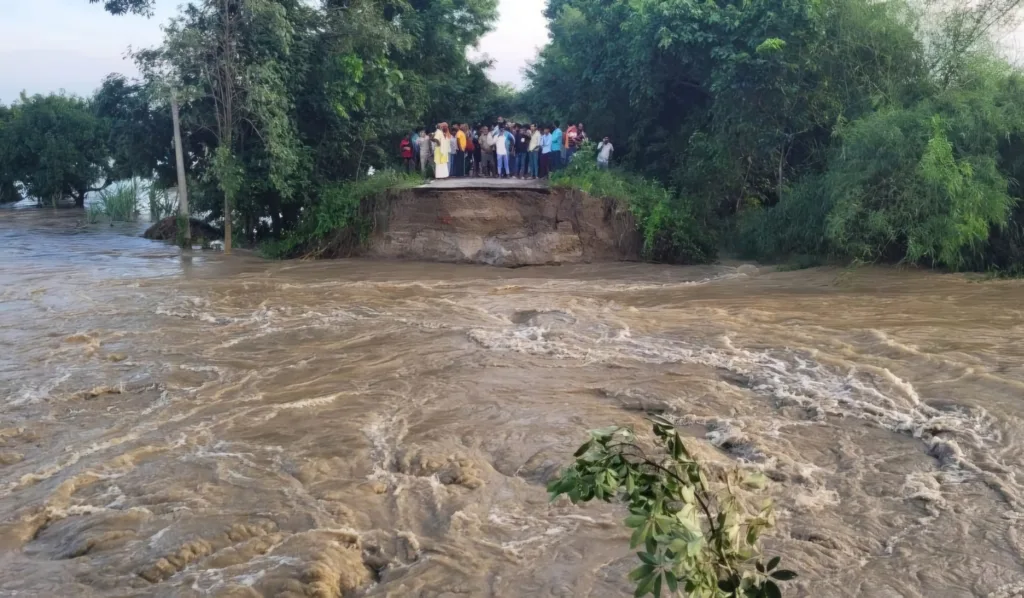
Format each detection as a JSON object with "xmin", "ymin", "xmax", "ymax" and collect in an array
[{"xmin": 171, "ymin": 88, "xmax": 191, "ymax": 247}]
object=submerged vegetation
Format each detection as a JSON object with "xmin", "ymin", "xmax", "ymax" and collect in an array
[
  {"xmin": 95, "ymin": 180, "xmax": 142, "ymax": 222},
  {"xmin": 551, "ymin": 418, "xmax": 796, "ymax": 597}
]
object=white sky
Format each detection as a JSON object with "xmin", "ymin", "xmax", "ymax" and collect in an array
[{"xmin": 0, "ymin": 0, "xmax": 549, "ymax": 103}]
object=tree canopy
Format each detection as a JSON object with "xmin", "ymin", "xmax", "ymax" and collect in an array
[
  {"xmin": 5, "ymin": 0, "xmax": 1024, "ymax": 273},
  {"xmin": 526, "ymin": 0, "xmax": 1024, "ymax": 271}
]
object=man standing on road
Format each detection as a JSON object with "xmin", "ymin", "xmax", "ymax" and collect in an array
[
  {"xmin": 528, "ymin": 124, "xmax": 541, "ymax": 179},
  {"xmin": 515, "ymin": 126, "xmax": 530, "ymax": 179},
  {"xmin": 566, "ymin": 123, "xmax": 578, "ymax": 163},
  {"xmin": 454, "ymin": 124, "xmax": 467, "ymax": 177},
  {"xmin": 550, "ymin": 121, "xmax": 564, "ymax": 172},
  {"xmin": 540, "ymin": 126, "xmax": 553, "ymax": 178},
  {"xmin": 400, "ymin": 134, "xmax": 414, "ymax": 173},
  {"xmin": 418, "ymin": 128, "xmax": 431, "ymax": 175},
  {"xmin": 479, "ymin": 126, "xmax": 495, "ymax": 177},
  {"xmin": 495, "ymin": 124, "xmax": 511, "ymax": 178}
]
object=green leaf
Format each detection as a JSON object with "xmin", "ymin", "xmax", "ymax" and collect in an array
[
  {"xmin": 574, "ymin": 440, "xmax": 593, "ymax": 457},
  {"xmin": 653, "ymin": 573, "xmax": 663, "ymax": 598},
  {"xmin": 630, "ymin": 525, "xmax": 644, "ymax": 549},
  {"xmin": 756, "ymin": 561, "xmax": 765, "ymax": 573},
  {"xmin": 629, "ymin": 564, "xmax": 655, "ymax": 582},
  {"xmin": 638, "ymin": 551, "xmax": 658, "ymax": 566},
  {"xmin": 770, "ymin": 570, "xmax": 797, "ymax": 581},
  {"xmin": 718, "ymin": 578, "xmax": 736, "ymax": 592},
  {"xmin": 668, "ymin": 539, "xmax": 687, "ymax": 554},
  {"xmin": 687, "ymin": 539, "xmax": 702, "ymax": 556},
  {"xmin": 766, "ymin": 556, "xmax": 780, "ymax": 572},
  {"xmin": 625, "ymin": 514, "xmax": 648, "ymax": 528},
  {"xmin": 763, "ymin": 580, "xmax": 782, "ymax": 598},
  {"xmin": 665, "ymin": 571, "xmax": 679, "ymax": 593},
  {"xmin": 635, "ymin": 573, "xmax": 657, "ymax": 597}
]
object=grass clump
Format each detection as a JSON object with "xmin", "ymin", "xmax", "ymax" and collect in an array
[
  {"xmin": 148, "ymin": 185, "xmax": 177, "ymax": 221},
  {"xmin": 552, "ymin": 145, "xmax": 717, "ymax": 264},
  {"xmin": 262, "ymin": 170, "xmax": 421, "ymax": 259},
  {"xmin": 94, "ymin": 180, "xmax": 141, "ymax": 222}
]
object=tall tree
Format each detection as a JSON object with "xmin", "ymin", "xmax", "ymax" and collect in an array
[{"xmin": 151, "ymin": 0, "xmax": 303, "ymax": 252}]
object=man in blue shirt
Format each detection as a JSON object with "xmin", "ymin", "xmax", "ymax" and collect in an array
[
  {"xmin": 540, "ymin": 127, "xmax": 553, "ymax": 177},
  {"xmin": 550, "ymin": 121, "xmax": 564, "ymax": 172}
]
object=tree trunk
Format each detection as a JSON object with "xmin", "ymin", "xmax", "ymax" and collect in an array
[
  {"xmin": 74, "ymin": 190, "xmax": 86, "ymax": 208},
  {"xmin": 224, "ymin": 193, "xmax": 233, "ymax": 254},
  {"xmin": 171, "ymin": 89, "xmax": 191, "ymax": 247}
]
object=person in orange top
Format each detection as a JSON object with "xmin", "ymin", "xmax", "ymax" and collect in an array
[{"xmin": 454, "ymin": 124, "xmax": 468, "ymax": 177}]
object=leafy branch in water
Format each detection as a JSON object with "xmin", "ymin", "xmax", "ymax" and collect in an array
[{"xmin": 548, "ymin": 417, "xmax": 797, "ymax": 597}]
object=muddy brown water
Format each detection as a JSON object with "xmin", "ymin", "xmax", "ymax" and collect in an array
[{"xmin": 2, "ymin": 208, "xmax": 1024, "ymax": 597}]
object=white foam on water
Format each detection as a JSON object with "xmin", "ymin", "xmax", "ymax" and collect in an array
[
  {"xmin": 9, "ymin": 371, "xmax": 72, "ymax": 407},
  {"xmin": 468, "ymin": 318, "xmax": 1018, "ymax": 507},
  {"xmin": 989, "ymin": 581, "xmax": 1024, "ymax": 598},
  {"xmin": 365, "ymin": 414, "xmax": 407, "ymax": 482}
]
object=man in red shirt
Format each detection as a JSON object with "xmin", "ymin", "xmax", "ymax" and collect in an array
[
  {"xmin": 566, "ymin": 124, "xmax": 579, "ymax": 163},
  {"xmin": 400, "ymin": 134, "xmax": 414, "ymax": 173}
]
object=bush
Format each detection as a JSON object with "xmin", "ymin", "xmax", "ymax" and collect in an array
[
  {"xmin": 823, "ymin": 108, "xmax": 1014, "ymax": 268},
  {"xmin": 549, "ymin": 418, "xmax": 797, "ymax": 598},
  {"xmin": 262, "ymin": 171, "xmax": 421, "ymax": 259},
  {"xmin": 737, "ymin": 61, "xmax": 1024, "ymax": 270},
  {"xmin": 552, "ymin": 146, "xmax": 717, "ymax": 264}
]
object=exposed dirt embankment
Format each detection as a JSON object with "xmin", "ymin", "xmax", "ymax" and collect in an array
[
  {"xmin": 143, "ymin": 217, "xmax": 222, "ymax": 243},
  {"xmin": 368, "ymin": 188, "xmax": 641, "ymax": 267}
]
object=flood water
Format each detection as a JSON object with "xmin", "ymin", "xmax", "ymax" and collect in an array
[{"xmin": 2, "ymin": 208, "xmax": 1024, "ymax": 597}]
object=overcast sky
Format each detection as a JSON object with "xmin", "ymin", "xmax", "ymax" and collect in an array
[{"xmin": 0, "ymin": 0, "xmax": 549, "ymax": 103}]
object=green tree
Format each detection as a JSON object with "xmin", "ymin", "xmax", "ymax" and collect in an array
[
  {"xmin": 0, "ymin": 104, "xmax": 19, "ymax": 203},
  {"xmin": 3, "ymin": 94, "xmax": 112, "ymax": 207},
  {"xmin": 93, "ymin": 75, "xmax": 175, "ymax": 183}
]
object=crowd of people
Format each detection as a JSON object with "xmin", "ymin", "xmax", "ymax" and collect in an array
[{"xmin": 399, "ymin": 118, "xmax": 614, "ymax": 180}]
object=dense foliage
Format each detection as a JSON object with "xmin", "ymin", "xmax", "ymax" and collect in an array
[
  {"xmin": 526, "ymin": 0, "xmax": 1024, "ymax": 271},
  {"xmin": 550, "ymin": 418, "xmax": 796, "ymax": 597},
  {"xmin": 0, "ymin": 94, "xmax": 113, "ymax": 207},
  {"xmin": 6, "ymin": 0, "xmax": 1024, "ymax": 273},
  {"xmin": 1, "ymin": 0, "xmax": 504, "ymax": 244}
]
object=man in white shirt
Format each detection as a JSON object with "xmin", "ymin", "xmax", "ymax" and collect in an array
[
  {"xmin": 494, "ymin": 125, "xmax": 510, "ymax": 178},
  {"xmin": 597, "ymin": 137, "xmax": 614, "ymax": 169},
  {"xmin": 528, "ymin": 124, "xmax": 542, "ymax": 179}
]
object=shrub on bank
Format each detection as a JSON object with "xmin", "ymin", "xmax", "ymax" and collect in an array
[
  {"xmin": 734, "ymin": 59, "xmax": 1024, "ymax": 271},
  {"xmin": 262, "ymin": 171, "xmax": 421, "ymax": 259},
  {"xmin": 552, "ymin": 147, "xmax": 717, "ymax": 264}
]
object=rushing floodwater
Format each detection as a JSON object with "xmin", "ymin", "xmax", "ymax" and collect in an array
[{"xmin": 2, "ymin": 208, "xmax": 1024, "ymax": 598}]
